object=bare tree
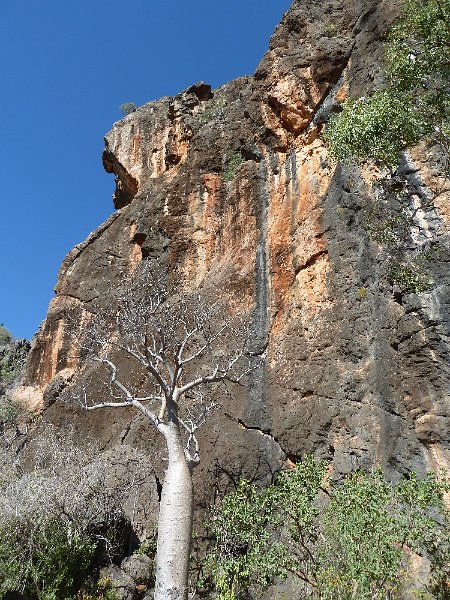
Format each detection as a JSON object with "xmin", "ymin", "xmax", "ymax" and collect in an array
[{"xmin": 72, "ymin": 262, "xmax": 252, "ymax": 600}]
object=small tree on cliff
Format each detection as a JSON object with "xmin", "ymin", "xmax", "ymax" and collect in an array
[{"xmin": 73, "ymin": 261, "xmax": 252, "ymax": 600}]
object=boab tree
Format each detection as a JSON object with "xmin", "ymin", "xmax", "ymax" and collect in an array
[{"xmin": 72, "ymin": 262, "xmax": 252, "ymax": 600}]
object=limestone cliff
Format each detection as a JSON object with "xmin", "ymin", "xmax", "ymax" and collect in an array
[{"xmin": 15, "ymin": 0, "xmax": 450, "ymax": 529}]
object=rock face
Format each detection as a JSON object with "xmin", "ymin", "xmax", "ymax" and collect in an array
[{"xmin": 15, "ymin": 0, "xmax": 450, "ymax": 536}]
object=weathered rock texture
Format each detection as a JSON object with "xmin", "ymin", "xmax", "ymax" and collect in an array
[{"xmin": 15, "ymin": 0, "xmax": 450, "ymax": 537}]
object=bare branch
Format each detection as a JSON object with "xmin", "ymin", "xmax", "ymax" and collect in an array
[
  {"xmin": 135, "ymin": 394, "xmax": 165, "ymax": 403},
  {"xmin": 131, "ymin": 399, "xmax": 167, "ymax": 433},
  {"xmin": 176, "ymin": 349, "xmax": 252, "ymax": 397},
  {"xmin": 158, "ymin": 396, "xmax": 167, "ymax": 422},
  {"xmin": 85, "ymin": 401, "xmax": 132, "ymax": 411},
  {"xmin": 67, "ymin": 259, "xmax": 254, "ymax": 471},
  {"xmin": 93, "ymin": 357, "xmax": 133, "ymax": 400}
]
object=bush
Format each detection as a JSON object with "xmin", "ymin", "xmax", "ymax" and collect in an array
[
  {"xmin": 0, "ymin": 324, "xmax": 12, "ymax": 345},
  {"xmin": 223, "ymin": 152, "xmax": 244, "ymax": 182},
  {"xmin": 0, "ymin": 339, "xmax": 29, "ymax": 389},
  {"xmin": 205, "ymin": 457, "xmax": 450, "ymax": 599},
  {"xmin": 76, "ymin": 576, "xmax": 121, "ymax": 600},
  {"xmin": 199, "ymin": 97, "xmax": 227, "ymax": 122},
  {"xmin": 0, "ymin": 429, "xmax": 139, "ymax": 599},
  {"xmin": 387, "ymin": 262, "xmax": 433, "ymax": 294},
  {"xmin": 325, "ymin": 0, "xmax": 450, "ymax": 168},
  {"xmin": 119, "ymin": 102, "xmax": 136, "ymax": 116},
  {"xmin": 324, "ymin": 90, "xmax": 427, "ymax": 166},
  {"xmin": 0, "ymin": 517, "xmax": 96, "ymax": 599}
]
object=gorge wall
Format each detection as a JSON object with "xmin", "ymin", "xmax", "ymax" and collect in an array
[{"xmin": 14, "ymin": 0, "xmax": 450, "ymax": 533}]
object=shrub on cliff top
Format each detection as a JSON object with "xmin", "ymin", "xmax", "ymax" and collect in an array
[
  {"xmin": 0, "ymin": 339, "xmax": 29, "ymax": 389},
  {"xmin": 0, "ymin": 324, "xmax": 11, "ymax": 345},
  {"xmin": 119, "ymin": 102, "xmax": 136, "ymax": 116}
]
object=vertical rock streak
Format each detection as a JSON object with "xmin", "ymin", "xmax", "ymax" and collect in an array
[{"xmin": 246, "ymin": 159, "xmax": 271, "ymax": 430}]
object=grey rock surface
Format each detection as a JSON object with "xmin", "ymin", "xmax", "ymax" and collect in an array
[
  {"xmin": 99, "ymin": 565, "xmax": 136, "ymax": 600},
  {"xmin": 121, "ymin": 553, "xmax": 153, "ymax": 584}
]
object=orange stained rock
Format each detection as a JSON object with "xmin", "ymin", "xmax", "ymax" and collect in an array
[
  {"xmin": 284, "ymin": 457, "xmax": 296, "ymax": 470},
  {"xmin": 335, "ymin": 62, "xmax": 351, "ymax": 105},
  {"xmin": 28, "ymin": 295, "xmax": 91, "ymax": 396},
  {"xmin": 178, "ymin": 173, "xmax": 224, "ymax": 285},
  {"xmin": 201, "ymin": 173, "xmax": 222, "ymax": 197},
  {"xmin": 10, "ymin": 385, "xmax": 44, "ymax": 414},
  {"xmin": 267, "ymin": 70, "xmax": 327, "ymax": 135},
  {"xmin": 267, "ymin": 163, "xmax": 296, "ymax": 332},
  {"xmin": 335, "ymin": 85, "xmax": 348, "ymax": 104},
  {"xmin": 128, "ymin": 223, "xmax": 143, "ymax": 275},
  {"xmin": 166, "ymin": 119, "xmax": 190, "ymax": 169},
  {"xmin": 268, "ymin": 146, "xmax": 331, "ymax": 333},
  {"xmin": 260, "ymin": 102, "xmax": 290, "ymax": 149},
  {"xmin": 294, "ymin": 253, "xmax": 331, "ymax": 319}
]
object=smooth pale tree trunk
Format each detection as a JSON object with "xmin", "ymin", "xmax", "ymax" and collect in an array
[{"xmin": 154, "ymin": 421, "xmax": 194, "ymax": 600}]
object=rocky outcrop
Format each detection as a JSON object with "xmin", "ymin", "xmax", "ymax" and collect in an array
[{"xmin": 15, "ymin": 0, "xmax": 450, "ymax": 541}]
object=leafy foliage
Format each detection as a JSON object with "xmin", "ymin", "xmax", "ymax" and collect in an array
[
  {"xmin": 0, "ymin": 518, "xmax": 96, "ymax": 600},
  {"xmin": 0, "ymin": 396, "xmax": 17, "ymax": 424},
  {"xmin": 325, "ymin": 91, "xmax": 426, "ymax": 165},
  {"xmin": 0, "ymin": 324, "xmax": 12, "ymax": 345},
  {"xmin": 223, "ymin": 152, "xmax": 244, "ymax": 182},
  {"xmin": 325, "ymin": 0, "xmax": 450, "ymax": 166},
  {"xmin": 0, "ymin": 429, "xmax": 145, "ymax": 599},
  {"xmin": 77, "ymin": 576, "xmax": 121, "ymax": 600},
  {"xmin": 387, "ymin": 262, "xmax": 433, "ymax": 293},
  {"xmin": 200, "ymin": 97, "xmax": 227, "ymax": 122},
  {"xmin": 205, "ymin": 457, "xmax": 450, "ymax": 599},
  {"xmin": 119, "ymin": 102, "xmax": 136, "ymax": 116}
]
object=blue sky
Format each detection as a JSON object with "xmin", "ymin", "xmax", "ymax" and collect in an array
[{"xmin": 0, "ymin": 0, "xmax": 292, "ymax": 340}]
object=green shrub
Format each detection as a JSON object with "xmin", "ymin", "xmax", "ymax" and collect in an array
[
  {"xmin": 119, "ymin": 102, "xmax": 136, "ymax": 116},
  {"xmin": 0, "ymin": 396, "xmax": 16, "ymax": 423},
  {"xmin": 205, "ymin": 457, "xmax": 450, "ymax": 599},
  {"xmin": 223, "ymin": 152, "xmax": 244, "ymax": 182},
  {"xmin": 0, "ymin": 325, "xmax": 12, "ymax": 345},
  {"xmin": 387, "ymin": 263, "xmax": 433, "ymax": 293},
  {"xmin": 325, "ymin": 0, "xmax": 450, "ymax": 168},
  {"xmin": 199, "ymin": 97, "xmax": 227, "ymax": 122},
  {"xmin": 0, "ymin": 517, "xmax": 96, "ymax": 599},
  {"xmin": 321, "ymin": 22, "xmax": 340, "ymax": 38},
  {"xmin": 324, "ymin": 90, "xmax": 427, "ymax": 166},
  {"xmin": 77, "ymin": 576, "xmax": 120, "ymax": 600}
]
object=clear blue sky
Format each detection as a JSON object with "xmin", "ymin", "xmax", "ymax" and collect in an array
[{"xmin": 0, "ymin": 0, "xmax": 292, "ymax": 340}]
